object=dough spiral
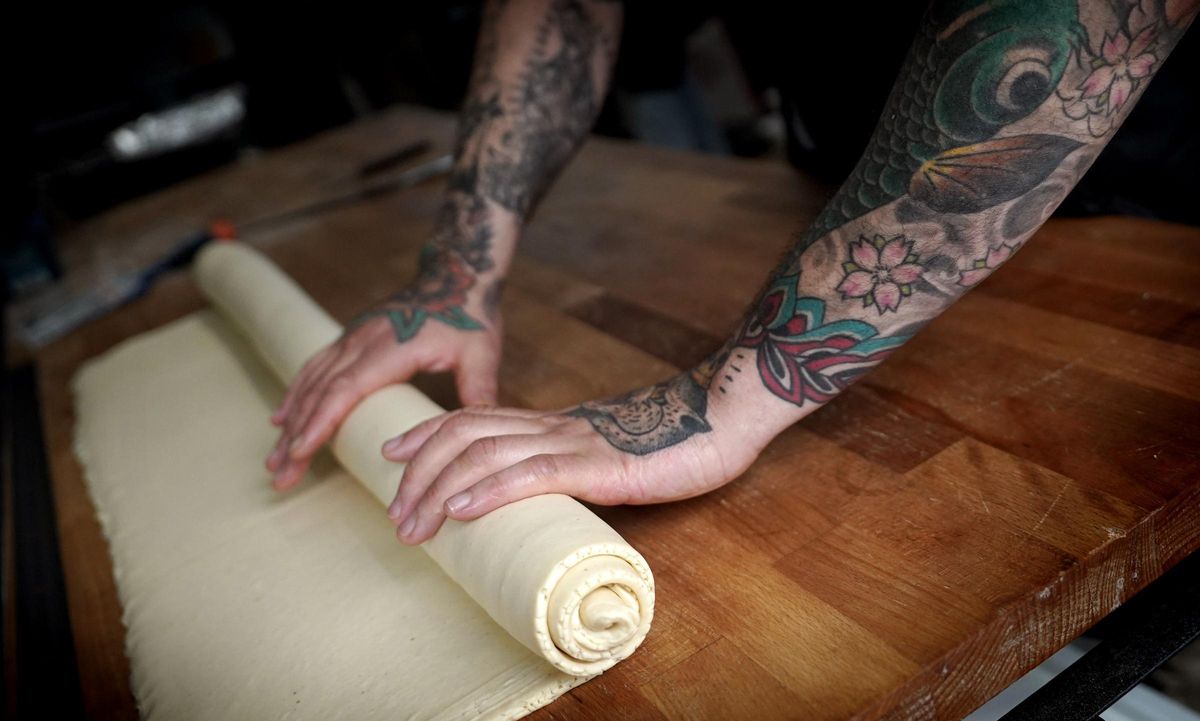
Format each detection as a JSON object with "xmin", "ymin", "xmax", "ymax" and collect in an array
[{"xmin": 194, "ymin": 241, "xmax": 654, "ymax": 676}]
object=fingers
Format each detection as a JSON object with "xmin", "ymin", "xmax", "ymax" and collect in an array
[
  {"xmin": 398, "ymin": 453, "xmax": 580, "ymax": 542},
  {"xmin": 387, "ymin": 413, "xmax": 552, "ymax": 521},
  {"xmin": 268, "ymin": 315, "xmax": 510, "ymax": 497},
  {"xmin": 266, "ymin": 353, "xmax": 338, "ymax": 473},
  {"xmin": 395, "ymin": 439, "xmax": 579, "ymax": 545},
  {"xmin": 444, "ymin": 454, "xmax": 580, "ymax": 522},
  {"xmin": 380, "ymin": 413, "xmax": 454, "ymax": 463},
  {"xmin": 455, "ymin": 344, "xmax": 500, "ymax": 407},
  {"xmin": 291, "ymin": 354, "xmax": 421, "ymax": 459},
  {"xmin": 381, "ymin": 407, "xmax": 545, "ymax": 462},
  {"xmin": 269, "ymin": 349, "xmax": 333, "ymax": 430},
  {"xmin": 269, "ymin": 353, "xmax": 360, "ymax": 489},
  {"xmin": 274, "ymin": 352, "xmax": 427, "ymax": 490}
]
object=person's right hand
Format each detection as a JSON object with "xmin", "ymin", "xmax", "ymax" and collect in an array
[{"xmin": 266, "ymin": 259, "xmax": 502, "ymax": 490}]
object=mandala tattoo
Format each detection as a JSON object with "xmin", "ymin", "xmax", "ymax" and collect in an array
[
  {"xmin": 569, "ymin": 373, "xmax": 713, "ymax": 456},
  {"xmin": 739, "ymin": 275, "xmax": 908, "ymax": 406},
  {"xmin": 568, "ymin": 339, "xmax": 736, "ymax": 455}
]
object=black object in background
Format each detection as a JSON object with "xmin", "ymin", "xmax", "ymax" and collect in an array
[
  {"xmin": 3, "ymin": 363, "xmax": 86, "ymax": 720},
  {"xmin": 723, "ymin": 0, "xmax": 1199, "ymax": 226},
  {"xmin": 1057, "ymin": 22, "xmax": 1200, "ymax": 224}
]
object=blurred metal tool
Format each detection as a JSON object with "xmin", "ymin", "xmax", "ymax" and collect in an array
[
  {"xmin": 237, "ymin": 152, "xmax": 452, "ymax": 236},
  {"xmin": 15, "ymin": 222, "xmax": 235, "ymax": 348},
  {"xmin": 15, "ymin": 151, "xmax": 453, "ymax": 348},
  {"xmin": 357, "ymin": 139, "xmax": 432, "ymax": 179},
  {"xmin": 107, "ymin": 86, "xmax": 246, "ymax": 161}
]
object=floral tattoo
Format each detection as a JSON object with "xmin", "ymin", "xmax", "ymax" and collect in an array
[
  {"xmin": 1059, "ymin": 25, "xmax": 1160, "ymax": 136},
  {"xmin": 837, "ymin": 235, "xmax": 926, "ymax": 314},
  {"xmin": 738, "ymin": 275, "xmax": 908, "ymax": 406},
  {"xmin": 724, "ymin": 0, "xmax": 1194, "ymax": 411},
  {"xmin": 351, "ymin": 252, "xmax": 483, "ymax": 341}
]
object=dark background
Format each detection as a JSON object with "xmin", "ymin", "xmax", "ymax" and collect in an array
[
  {"xmin": 6, "ymin": 1, "xmax": 1199, "ymax": 298},
  {"xmin": 5, "ymin": 3, "xmax": 1200, "ymax": 717}
]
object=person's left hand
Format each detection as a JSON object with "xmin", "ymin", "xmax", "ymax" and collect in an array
[{"xmin": 382, "ymin": 373, "xmax": 758, "ymax": 545}]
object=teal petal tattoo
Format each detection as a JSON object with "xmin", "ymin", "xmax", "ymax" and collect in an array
[{"xmin": 351, "ymin": 256, "xmax": 485, "ymax": 343}]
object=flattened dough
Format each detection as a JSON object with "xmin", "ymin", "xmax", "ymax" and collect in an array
[{"xmin": 71, "ymin": 243, "xmax": 654, "ymax": 720}]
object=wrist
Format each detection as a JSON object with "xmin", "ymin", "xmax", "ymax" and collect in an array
[
  {"xmin": 430, "ymin": 189, "xmax": 522, "ymax": 276},
  {"xmin": 697, "ymin": 342, "xmax": 811, "ymax": 463}
]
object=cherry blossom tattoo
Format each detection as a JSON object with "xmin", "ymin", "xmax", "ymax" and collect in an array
[
  {"xmin": 837, "ymin": 235, "xmax": 926, "ymax": 314},
  {"xmin": 722, "ymin": 0, "xmax": 1196, "ymax": 409},
  {"xmin": 1059, "ymin": 22, "xmax": 1161, "ymax": 136}
]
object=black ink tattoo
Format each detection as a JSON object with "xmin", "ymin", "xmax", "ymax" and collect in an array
[
  {"xmin": 479, "ymin": 0, "xmax": 612, "ymax": 216},
  {"xmin": 569, "ymin": 345, "xmax": 730, "ymax": 455},
  {"xmin": 570, "ymin": 372, "xmax": 712, "ymax": 456},
  {"xmin": 733, "ymin": 0, "xmax": 1193, "ymax": 408},
  {"xmin": 359, "ymin": 0, "xmax": 616, "ymax": 344}
]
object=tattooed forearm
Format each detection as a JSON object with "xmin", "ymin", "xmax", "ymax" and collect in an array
[
  {"xmin": 478, "ymin": 0, "xmax": 616, "ymax": 215},
  {"xmin": 721, "ymin": 0, "xmax": 1196, "ymax": 411},
  {"xmin": 366, "ymin": 0, "xmax": 620, "ymax": 344}
]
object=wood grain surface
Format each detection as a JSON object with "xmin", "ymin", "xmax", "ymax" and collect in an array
[{"xmin": 32, "ymin": 106, "xmax": 1200, "ymax": 720}]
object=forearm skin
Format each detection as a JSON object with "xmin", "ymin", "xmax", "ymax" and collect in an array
[
  {"xmin": 572, "ymin": 0, "xmax": 1197, "ymax": 459},
  {"xmin": 425, "ymin": 0, "xmax": 622, "ymax": 306},
  {"xmin": 360, "ymin": 0, "xmax": 621, "ymax": 341}
]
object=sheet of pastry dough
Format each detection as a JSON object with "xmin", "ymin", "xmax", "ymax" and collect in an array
[{"xmin": 71, "ymin": 243, "xmax": 654, "ymax": 720}]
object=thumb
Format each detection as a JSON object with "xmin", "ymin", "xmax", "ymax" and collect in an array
[{"xmin": 455, "ymin": 344, "xmax": 500, "ymax": 406}]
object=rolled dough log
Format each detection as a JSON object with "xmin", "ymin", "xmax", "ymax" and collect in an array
[
  {"xmin": 71, "ymin": 242, "xmax": 654, "ymax": 720},
  {"xmin": 195, "ymin": 242, "xmax": 654, "ymax": 675}
]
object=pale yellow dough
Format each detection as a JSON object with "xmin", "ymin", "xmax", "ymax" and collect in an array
[{"xmin": 71, "ymin": 243, "xmax": 654, "ymax": 720}]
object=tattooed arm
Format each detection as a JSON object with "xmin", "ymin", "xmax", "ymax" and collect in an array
[
  {"xmin": 383, "ymin": 0, "xmax": 1196, "ymax": 544},
  {"xmin": 266, "ymin": 0, "xmax": 621, "ymax": 489}
]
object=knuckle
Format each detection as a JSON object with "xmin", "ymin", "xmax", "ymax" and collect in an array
[
  {"xmin": 397, "ymin": 472, "xmax": 421, "ymax": 503},
  {"xmin": 527, "ymin": 453, "xmax": 562, "ymax": 481},
  {"xmin": 328, "ymin": 374, "xmax": 354, "ymax": 392},
  {"xmin": 443, "ymin": 412, "xmax": 479, "ymax": 437},
  {"xmin": 465, "ymin": 436, "xmax": 501, "ymax": 464}
]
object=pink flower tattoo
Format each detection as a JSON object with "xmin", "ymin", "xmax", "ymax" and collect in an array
[
  {"xmin": 837, "ymin": 234, "xmax": 925, "ymax": 314},
  {"xmin": 1080, "ymin": 28, "xmax": 1158, "ymax": 114},
  {"xmin": 1060, "ymin": 26, "xmax": 1159, "ymax": 136},
  {"xmin": 958, "ymin": 243, "xmax": 1016, "ymax": 287}
]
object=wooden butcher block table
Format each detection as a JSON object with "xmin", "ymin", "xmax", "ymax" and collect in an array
[{"xmin": 34, "ymin": 106, "xmax": 1200, "ymax": 720}]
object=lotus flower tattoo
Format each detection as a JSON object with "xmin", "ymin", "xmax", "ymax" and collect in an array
[{"xmin": 738, "ymin": 275, "xmax": 909, "ymax": 406}]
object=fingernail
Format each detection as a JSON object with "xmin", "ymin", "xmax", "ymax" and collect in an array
[
  {"xmin": 445, "ymin": 491, "xmax": 471, "ymax": 515},
  {"xmin": 398, "ymin": 516, "xmax": 416, "ymax": 538},
  {"xmin": 289, "ymin": 437, "xmax": 306, "ymax": 457},
  {"xmin": 383, "ymin": 435, "xmax": 404, "ymax": 453},
  {"xmin": 387, "ymin": 501, "xmax": 402, "ymax": 519}
]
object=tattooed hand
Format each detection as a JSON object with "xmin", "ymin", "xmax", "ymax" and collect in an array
[
  {"xmin": 267, "ymin": 0, "xmax": 621, "ymax": 490},
  {"xmin": 266, "ymin": 261, "xmax": 502, "ymax": 490},
  {"xmin": 381, "ymin": 370, "xmax": 759, "ymax": 545}
]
